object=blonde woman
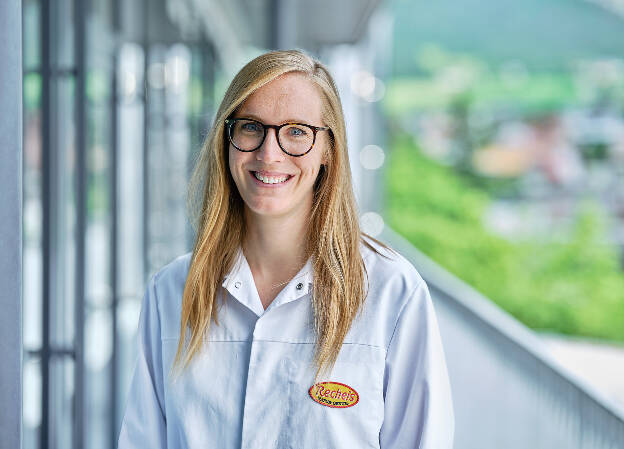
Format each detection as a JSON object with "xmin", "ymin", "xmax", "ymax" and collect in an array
[{"xmin": 118, "ymin": 49, "xmax": 454, "ymax": 448}]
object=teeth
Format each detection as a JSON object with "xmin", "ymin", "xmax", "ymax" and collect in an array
[{"xmin": 254, "ymin": 172, "xmax": 290, "ymax": 184}]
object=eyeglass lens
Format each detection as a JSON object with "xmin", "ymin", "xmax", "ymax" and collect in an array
[{"xmin": 230, "ymin": 119, "xmax": 314, "ymax": 155}]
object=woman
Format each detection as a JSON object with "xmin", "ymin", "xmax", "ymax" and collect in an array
[{"xmin": 118, "ymin": 49, "xmax": 454, "ymax": 448}]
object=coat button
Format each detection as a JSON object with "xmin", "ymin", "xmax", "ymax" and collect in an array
[
  {"xmin": 234, "ymin": 281, "xmax": 241, "ymax": 288},
  {"xmin": 296, "ymin": 282, "xmax": 303, "ymax": 290}
]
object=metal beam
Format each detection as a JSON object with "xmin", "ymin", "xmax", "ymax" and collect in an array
[
  {"xmin": 111, "ymin": 0, "xmax": 121, "ymax": 438},
  {"xmin": 0, "ymin": 0, "xmax": 23, "ymax": 447},
  {"xmin": 74, "ymin": 0, "xmax": 87, "ymax": 444},
  {"xmin": 143, "ymin": 0, "xmax": 150, "ymax": 283},
  {"xmin": 41, "ymin": 0, "xmax": 52, "ymax": 445}
]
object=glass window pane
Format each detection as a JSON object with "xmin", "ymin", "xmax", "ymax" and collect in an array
[
  {"xmin": 50, "ymin": 357, "xmax": 74, "ymax": 449},
  {"xmin": 117, "ymin": 43, "xmax": 145, "ymax": 295},
  {"xmin": 115, "ymin": 296, "xmax": 141, "ymax": 435},
  {"xmin": 86, "ymin": 74, "xmax": 112, "ymax": 313},
  {"xmin": 51, "ymin": 76, "xmax": 76, "ymax": 349},
  {"xmin": 147, "ymin": 45, "xmax": 192, "ymax": 274},
  {"xmin": 23, "ymin": 72, "xmax": 43, "ymax": 351},
  {"xmin": 23, "ymin": 0, "xmax": 41, "ymax": 70},
  {"xmin": 115, "ymin": 41, "xmax": 146, "ymax": 440},
  {"xmin": 85, "ymin": 304, "xmax": 113, "ymax": 449},
  {"xmin": 23, "ymin": 354, "xmax": 42, "ymax": 449},
  {"xmin": 51, "ymin": 0, "xmax": 75, "ymax": 68},
  {"xmin": 84, "ymin": 11, "xmax": 116, "ymax": 445}
]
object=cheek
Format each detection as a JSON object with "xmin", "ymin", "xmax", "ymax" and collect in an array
[
  {"xmin": 229, "ymin": 147, "xmax": 247, "ymax": 178},
  {"xmin": 302, "ymin": 149, "xmax": 326, "ymax": 179},
  {"xmin": 298, "ymin": 162, "xmax": 321, "ymax": 182},
  {"xmin": 228, "ymin": 145, "xmax": 238, "ymax": 167}
]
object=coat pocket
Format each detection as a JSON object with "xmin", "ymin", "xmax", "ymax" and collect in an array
[{"xmin": 286, "ymin": 343, "xmax": 385, "ymax": 449}]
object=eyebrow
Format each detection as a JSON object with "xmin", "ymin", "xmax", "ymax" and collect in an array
[{"xmin": 236, "ymin": 112, "xmax": 316, "ymax": 125}]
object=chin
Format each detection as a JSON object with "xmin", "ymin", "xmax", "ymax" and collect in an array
[{"xmin": 246, "ymin": 200, "xmax": 292, "ymax": 217}]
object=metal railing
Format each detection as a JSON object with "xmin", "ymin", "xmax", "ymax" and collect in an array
[{"xmin": 380, "ymin": 226, "xmax": 624, "ymax": 449}]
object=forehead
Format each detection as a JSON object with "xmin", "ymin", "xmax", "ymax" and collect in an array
[{"xmin": 237, "ymin": 72, "xmax": 324, "ymax": 124}]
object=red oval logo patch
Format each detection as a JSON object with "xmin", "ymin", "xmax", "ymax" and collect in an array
[{"xmin": 308, "ymin": 381, "xmax": 359, "ymax": 408}]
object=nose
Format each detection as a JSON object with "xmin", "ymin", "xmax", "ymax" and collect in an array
[{"xmin": 256, "ymin": 128, "xmax": 284, "ymax": 162}]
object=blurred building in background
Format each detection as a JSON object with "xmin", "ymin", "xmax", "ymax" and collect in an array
[{"xmin": 384, "ymin": 0, "xmax": 624, "ymax": 447}]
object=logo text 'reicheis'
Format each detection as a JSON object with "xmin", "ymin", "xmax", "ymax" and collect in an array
[{"xmin": 308, "ymin": 382, "xmax": 359, "ymax": 408}]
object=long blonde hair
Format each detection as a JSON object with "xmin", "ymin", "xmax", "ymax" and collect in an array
[{"xmin": 172, "ymin": 49, "xmax": 393, "ymax": 381}]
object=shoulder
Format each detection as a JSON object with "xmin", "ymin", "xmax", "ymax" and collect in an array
[
  {"xmin": 146, "ymin": 251, "xmax": 193, "ymax": 339},
  {"xmin": 359, "ymin": 234, "xmax": 426, "ymax": 298},
  {"xmin": 149, "ymin": 251, "xmax": 193, "ymax": 308},
  {"xmin": 351, "ymin": 235, "xmax": 429, "ymax": 348},
  {"xmin": 152, "ymin": 252, "xmax": 193, "ymax": 287}
]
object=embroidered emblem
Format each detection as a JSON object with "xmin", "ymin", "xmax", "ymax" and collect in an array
[{"xmin": 309, "ymin": 381, "xmax": 359, "ymax": 408}]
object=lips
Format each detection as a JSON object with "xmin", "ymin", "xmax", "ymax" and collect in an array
[{"xmin": 250, "ymin": 170, "xmax": 293, "ymax": 177}]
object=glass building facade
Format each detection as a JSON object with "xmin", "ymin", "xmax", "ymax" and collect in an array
[
  {"xmin": 22, "ymin": 0, "xmax": 220, "ymax": 447},
  {"xmin": 11, "ymin": 0, "xmax": 387, "ymax": 447}
]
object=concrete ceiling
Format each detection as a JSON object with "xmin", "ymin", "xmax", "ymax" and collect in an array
[
  {"xmin": 173, "ymin": 0, "xmax": 381, "ymax": 70},
  {"xmin": 191, "ymin": 0, "xmax": 381, "ymax": 47}
]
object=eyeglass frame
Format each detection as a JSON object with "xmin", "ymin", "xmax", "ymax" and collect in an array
[{"xmin": 224, "ymin": 117, "xmax": 331, "ymax": 157}]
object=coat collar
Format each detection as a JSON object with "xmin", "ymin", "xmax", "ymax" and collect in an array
[{"xmin": 222, "ymin": 246, "xmax": 313, "ymax": 317}]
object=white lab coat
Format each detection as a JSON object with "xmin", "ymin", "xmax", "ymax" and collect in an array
[{"xmin": 118, "ymin": 238, "xmax": 454, "ymax": 448}]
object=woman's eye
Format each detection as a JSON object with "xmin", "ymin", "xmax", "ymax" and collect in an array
[
  {"xmin": 288, "ymin": 126, "xmax": 307, "ymax": 137},
  {"xmin": 242, "ymin": 122, "xmax": 261, "ymax": 132}
]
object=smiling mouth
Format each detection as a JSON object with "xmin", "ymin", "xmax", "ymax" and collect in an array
[{"xmin": 250, "ymin": 170, "xmax": 294, "ymax": 185}]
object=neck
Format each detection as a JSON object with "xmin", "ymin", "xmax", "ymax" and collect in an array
[{"xmin": 242, "ymin": 204, "xmax": 311, "ymax": 282}]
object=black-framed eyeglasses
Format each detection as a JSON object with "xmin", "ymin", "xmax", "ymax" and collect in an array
[{"xmin": 225, "ymin": 117, "xmax": 331, "ymax": 157}]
